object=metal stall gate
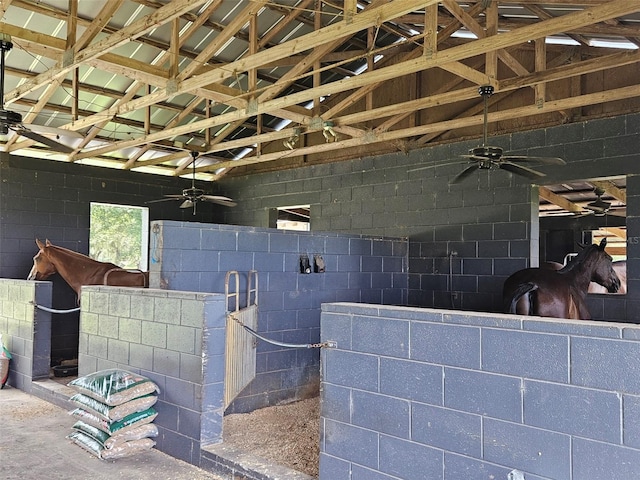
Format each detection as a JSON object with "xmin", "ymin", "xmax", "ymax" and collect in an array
[{"xmin": 224, "ymin": 270, "xmax": 258, "ymax": 409}]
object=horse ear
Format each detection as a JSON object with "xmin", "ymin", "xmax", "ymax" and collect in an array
[
  {"xmin": 36, "ymin": 239, "xmax": 45, "ymax": 249},
  {"xmin": 46, "ymin": 239, "xmax": 52, "ymax": 246},
  {"xmin": 599, "ymin": 238, "xmax": 608, "ymax": 250}
]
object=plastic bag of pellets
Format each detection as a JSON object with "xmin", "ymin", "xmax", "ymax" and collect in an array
[
  {"xmin": 67, "ymin": 369, "xmax": 159, "ymax": 406},
  {"xmin": 0, "ymin": 333, "xmax": 11, "ymax": 389},
  {"xmin": 68, "ymin": 430, "xmax": 156, "ymax": 460},
  {"xmin": 68, "ymin": 421, "xmax": 158, "ymax": 459}
]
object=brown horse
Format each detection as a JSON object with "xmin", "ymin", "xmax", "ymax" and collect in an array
[
  {"xmin": 27, "ymin": 239, "xmax": 148, "ymax": 298},
  {"xmin": 503, "ymin": 238, "xmax": 620, "ymax": 320}
]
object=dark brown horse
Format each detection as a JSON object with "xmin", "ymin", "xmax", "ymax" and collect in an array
[
  {"xmin": 588, "ymin": 260, "xmax": 626, "ymax": 294},
  {"xmin": 27, "ymin": 239, "xmax": 148, "ymax": 297},
  {"xmin": 503, "ymin": 238, "xmax": 620, "ymax": 320}
]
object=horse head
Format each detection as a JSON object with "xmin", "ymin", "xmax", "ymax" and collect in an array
[
  {"xmin": 586, "ymin": 238, "xmax": 621, "ymax": 293},
  {"xmin": 27, "ymin": 239, "xmax": 57, "ymax": 281}
]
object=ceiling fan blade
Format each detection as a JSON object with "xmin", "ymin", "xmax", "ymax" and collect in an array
[
  {"xmin": 200, "ymin": 195, "xmax": 237, "ymax": 207},
  {"xmin": 608, "ymin": 208, "xmax": 626, "ymax": 217},
  {"xmin": 180, "ymin": 199, "xmax": 194, "ymax": 209},
  {"xmin": 502, "ymin": 155, "xmax": 566, "ymax": 165},
  {"xmin": 499, "ymin": 161, "xmax": 546, "ymax": 179},
  {"xmin": 25, "ymin": 124, "xmax": 84, "ymax": 139},
  {"xmin": 12, "ymin": 126, "xmax": 74, "ymax": 153},
  {"xmin": 407, "ymin": 160, "xmax": 467, "ymax": 173},
  {"xmin": 450, "ymin": 164, "xmax": 479, "ymax": 184},
  {"xmin": 145, "ymin": 196, "xmax": 184, "ymax": 204}
]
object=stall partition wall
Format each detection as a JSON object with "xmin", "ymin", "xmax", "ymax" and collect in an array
[
  {"xmin": 78, "ymin": 285, "xmax": 227, "ymax": 466},
  {"xmin": 0, "ymin": 279, "xmax": 52, "ymax": 392},
  {"xmin": 149, "ymin": 220, "xmax": 409, "ymax": 413},
  {"xmin": 320, "ymin": 302, "xmax": 640, "ymax": 480}
]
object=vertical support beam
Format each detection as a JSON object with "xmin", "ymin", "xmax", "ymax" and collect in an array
[
  {"xmin": 313, "ymin": 0, "xmax": 322, "ymax": 117},
  {"xmin": 205, "ymin": 99, "xmax": 212, "ymax": 145},
  {"xmin": 484, "ymin": 0, "xmax": 498, "ymax": 81},
  {"xmin": 344, "ymin": 0, "xmax": 357, "ymax": 24},
  {"xmin": 249, "ymin": 13, "xmax": 258, "ymax": 92},
  {"xmin": 0, "ymin": 0, "xmax": 13, "ymax": 19},
  {"xmin": 366, "ymin": 27, "xmax": 375, "ymax": 113},
  {"xmin": 170, "ymin": 17, "xmax": 180, "ymax": 78},
  {"xmin": 249, "ymin": 12, "xmax": 260, "ymax": 155},
  {"xmin": 569, "ymin": 48, "xmax": 582, "ymax": 120},
  {"xmin": 423, "ymin": 3, "xmax": 437, "ymax": 58},
  {"xmin": 66, "ymin": 0, "xmax": 77, "ymax": 48},
  {"xmin": 67, "ymin": 0, "xmax": 78, "ymax": 120},
  {"xmin": 144, "ymin": 84, "xmax": 151, "ymax": 135},
  {"xmin": 535, "ymin": 38, "xmax": 546, "ymax": 108},
  {"xmin": 71, "ymin": 70, "xmax": 79, "ymax": 120}
]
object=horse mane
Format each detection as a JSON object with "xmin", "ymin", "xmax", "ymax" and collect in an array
[
  {"xmin": 558, "ymin": 243, "xmax": 598, "ymax": 274},
  {"xmin": 45, "ymin": 243, "xmax": 120, "ymax": 269}
]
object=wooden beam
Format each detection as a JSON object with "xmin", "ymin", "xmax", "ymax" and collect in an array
[
  {"xmin": 199, "ymin": 84, "xmax": 640, "ymax": 173},
  {"xmin": 538, "ymin": 186, "xmax": 586, "ymax": 214},
  {"xmin": 591, "ymin": 180, "xmax": 627, "ymax": 203},
  {"xmin": 423, "ymin": 3, "xmax": 437, "ymax": 59},
  {"xmin": 535, "ymin": 38, "xmax": 546, "ymax": 107},
  {"xmin": 485, "ymin": 0, "xmax": 498, "ymax": 80},
  {"xmin": 5, "ymin": 0, "xmax": 211, "ymax": 103},
  {"xmin": 177, "ymin": 0, "xmax": 268, "ymax": 81}
]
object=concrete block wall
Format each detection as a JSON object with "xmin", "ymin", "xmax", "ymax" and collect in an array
[
  {"xmin": 78, "ymin": 285, "xmax": 227, "ymax": 465},
  {"xmin": 0, "ymin": 279, "xmax": 52, "ymax": 392},
  {"xmin": 149, "ymin": 220, "xmax": 408, "ymax": 413},
  {"xmin": 0, "ymin": 153, "xmax": 224, "ymax": 363},
  {"xmin": 219, "ymin": 113, "xmax": 640, "ymax": 321},
  {"xmin": 320, "ymin": 302, "xmax": 640, "ymax": 480}
]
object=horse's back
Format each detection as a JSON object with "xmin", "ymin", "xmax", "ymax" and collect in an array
[{"xmin": 103, "ymin": 268, "xmax": 149, "ymax": 288}]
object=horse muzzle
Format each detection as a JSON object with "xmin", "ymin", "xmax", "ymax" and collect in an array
[
  {"xmin": 607, "ymin": 276, "xmax": 621, "ymax": 293},
  {"xmin": 27, "ymin": 266, "xmax": 37, "ymax": 281}
]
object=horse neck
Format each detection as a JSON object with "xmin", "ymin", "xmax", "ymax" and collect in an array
[
  {"xmin": 562, "ymin": 247, "xmax": 598, "ymax": 293},
  {"xmin": 46, "ymin": 246, "xmax": 109, "ymax": 292}
]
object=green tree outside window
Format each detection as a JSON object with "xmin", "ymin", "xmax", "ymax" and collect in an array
[{"xmin": 90, "ymin": 203, "xmax": 149, "ymax": 270}]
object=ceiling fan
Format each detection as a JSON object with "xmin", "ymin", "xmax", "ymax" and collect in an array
[
  {"xmin": 146, "ymin": 151, "xmax": 237, "ymax": 215},
  {"xmin": 583, "ymin": 187, "xmax": 625, "ymax": 217},
  {"xmin": 449, "ymin": 85, "xmax": 566, "ymax": 184},
  {"xmin": 0, "ymin": 35, "xmax": 82, "ymax": 154}
]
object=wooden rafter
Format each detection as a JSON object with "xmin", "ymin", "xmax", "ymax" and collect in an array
[{"xmin": 0, "ymin": 0, "xmax": 637, "ymax": 179}]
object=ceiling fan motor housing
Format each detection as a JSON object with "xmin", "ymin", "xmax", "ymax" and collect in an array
[
  {"xmin": 470, "ymin": 145, "xmax": 503, "ymax": 160},
  {"xmin": 0, "ymin": 109, "xmax": 22, "ymax": 133},
  {"xmin": 183, "ymin": 187, "xmax": 204, "ymax": 198}
]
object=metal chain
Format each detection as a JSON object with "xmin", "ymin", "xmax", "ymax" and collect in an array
[
  {"xmin": 229, "ymin": 313, "xmax": 335, "ymax": 349},
  {"xmin": 30, "ymin": 302, "xmax": 80, "ymax": 314}
]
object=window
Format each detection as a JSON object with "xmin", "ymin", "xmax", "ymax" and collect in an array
[
  {"xmin": 276, "ymin": 205, "xmax": 310, "ymax": 231},
  {"xmin": 539, "ymin": 178, "xmax": 626, "ymax": 294},
  {"xmin": 89, "ymin": 203, "xmax": 149, "ymax": 270}
]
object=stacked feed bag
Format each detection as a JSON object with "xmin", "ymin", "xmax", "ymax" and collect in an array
[{"xmin": 66, "ymin": 369, "xmax": 160, "ymax": 459}]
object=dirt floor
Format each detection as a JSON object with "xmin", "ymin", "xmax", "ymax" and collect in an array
[
  {"xmin": 0, "ymin": 386, "xmax": 225, "ymax": 480},
  {"xmin": 223, "ymin": 396, "xmax": 320, "ymax": 478}
]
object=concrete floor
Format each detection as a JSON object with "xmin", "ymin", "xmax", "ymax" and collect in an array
[{"xmin": 0, "ymin": 385, "xmax": 226, "ymax": 480}]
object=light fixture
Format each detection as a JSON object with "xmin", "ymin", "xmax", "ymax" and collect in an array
[
  {"xmin": 283, "ymin": 127, "xmax": 301, "ymax": 150},
  {"xmin": 322, "ymin": 121, "xmax": 338, "ymax": 142}
]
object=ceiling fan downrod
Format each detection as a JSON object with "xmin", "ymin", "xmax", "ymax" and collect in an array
[{"xmin": 478, "ymin": 85, "xmax": 494, "ymax": 147}]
